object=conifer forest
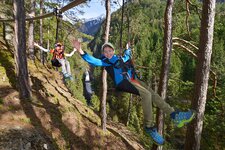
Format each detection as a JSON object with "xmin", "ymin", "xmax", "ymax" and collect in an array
[{"xmin": 0, "ymin": 0, "xmax": 224, "ymax": 150}]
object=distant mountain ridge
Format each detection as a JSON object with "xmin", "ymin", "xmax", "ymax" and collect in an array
[{"xmin": 79, "ymin": 14, "xmax": 105, "ymax": 36}]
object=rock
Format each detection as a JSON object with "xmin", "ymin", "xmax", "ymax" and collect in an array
[
  {"xmin": 24, "ymin": 142, "xmax": 31, "ymax": 150},
  {"xmin": 43, "ymin": 143, "xmax": 48, "ymax": 149},
  {"xmin": 2, "ymin": 76, "xmax": 6, "ymax": 82}
]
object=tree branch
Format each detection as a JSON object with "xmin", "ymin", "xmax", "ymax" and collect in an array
[
  {"xmin": 186, "ymin": 0, "xmax": 202, "ymax": 20},
  {"xmin": 185, "ymin": 0, "xmax": 191, "ymax": 37},
  {"xmin": 173, "ymin": 41, "xmax": 217, "ymax": 97},
  {"xmin": 173, "ymin": 42, "xmax": 197, "ymax": 58},
  {"xmin": 173, "ymin": 37, "xmax": 198, "ymax": 50}
]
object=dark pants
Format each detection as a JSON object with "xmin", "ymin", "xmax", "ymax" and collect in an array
[{"xmin": 83, "ymin": 81, "xmax": 93, "ymax": 105}]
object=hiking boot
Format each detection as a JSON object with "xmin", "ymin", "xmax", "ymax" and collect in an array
[
  {"xmin": 144, "ymin": 126, "xmax": 165, "ymax": 145},
  {"xmin": 170, "ymin": 110, "xmax": 196, "ymax": 128}
]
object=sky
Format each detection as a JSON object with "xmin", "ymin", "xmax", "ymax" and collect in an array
[{"xmin": 76, "ymin": 0, "xmax": 122, "ymax": 19}]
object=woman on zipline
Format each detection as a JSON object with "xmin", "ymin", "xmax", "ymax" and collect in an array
[
  {"xmin": 34, "ymin": 42, "xmax": 76, "ymax": 80},
  {"xmin": 72, "ymin": 40, "xmax": 195, "ymax": 145}
]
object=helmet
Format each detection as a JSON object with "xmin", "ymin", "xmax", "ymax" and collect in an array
[{"xmin": 101, "ymin": 42, "xmax": 115, "ymax": 52}]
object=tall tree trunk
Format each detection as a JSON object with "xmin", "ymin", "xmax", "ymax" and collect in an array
[
  {"xmin": 101, "ymin": 0, "xmax": 111, "ymax": 131},
  {"xmin": 104, "ymin": 0, "xmax": 111, "ymax": 43},
  {"xmin": 28, "ymin": 0, "xmax": 35, "ymax": 60},
  {"xmin": 40, "ymin": 0, "xmax": 44, "ymax": 64},
  {"xmin": 184, "ymin": 0, "xmax": 216, "ymax": 149},
  {"xmin": 152, "ymin": 0, "xmax": 174, "ymax": 149},
  {"xmin": 13, "ymin": 0, "xmax": 32, "ymax": 99},
  {"xmin": 101, "ymin": 69, "xmax": 107, "ymax": 131}
]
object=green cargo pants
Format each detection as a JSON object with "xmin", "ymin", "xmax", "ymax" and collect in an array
[{"xmin": 130, "ymin": 79, "xmax": 174, "ymax": 127}]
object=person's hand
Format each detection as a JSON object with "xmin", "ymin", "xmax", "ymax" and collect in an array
[
  {"xmin": 126, "ymin": 41, "xmax": 130, "ymax": 49},
  {"xmin": 72, "ymin": 39, "xmax": 84, "ymax": 54},
  {"xmin": 72, "ymin": 39, "xmax": 80, "ymax": 50}
]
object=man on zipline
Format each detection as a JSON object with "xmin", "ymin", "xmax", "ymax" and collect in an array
[
  {"xmin": 72, "ymin": 40, "xmax": 195, "ymax": 145},
  {"xmin": 34, "ymin": 42, "xmax": 76, "ymax": 80}
]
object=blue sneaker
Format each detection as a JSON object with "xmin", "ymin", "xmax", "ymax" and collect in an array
[
  {"xmin": 170, "ymin": 110, "xmax": 196, "ymax": 128},
  {"xmin": 63, "ymin": 73, "xmax": 70, "ymax": 78},
  {"xmin": 64, "ymin": 74, "xmax": 74, "ymax": 81},
  {"xmin": 144, "ymin": 127, "xmax": 165, "ymax": 145},
  {"xmin": 69, "ymin": 76, "xmax": 74, "ymax": 81}
]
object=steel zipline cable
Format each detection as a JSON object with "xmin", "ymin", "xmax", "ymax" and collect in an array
[{"xmin": 0, "ymin": 0, "xmax": 87, "ymax": 22}]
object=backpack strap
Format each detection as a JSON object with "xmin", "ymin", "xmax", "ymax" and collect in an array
[
  {"xmin": 52, "ymin": 49, "xmax": 64, "ymax": 59},
  {"xmin": 102, "ymin": 56, "xmax": 136, "ymax": 80},
  {"xmin": 102, "ymin": 57, "xmax": 115, "ymax": 66}
]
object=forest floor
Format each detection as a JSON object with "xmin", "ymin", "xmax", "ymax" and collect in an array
[{"xmin": 0, "ymin": 50, "xmax": 145, "ymax": 150}]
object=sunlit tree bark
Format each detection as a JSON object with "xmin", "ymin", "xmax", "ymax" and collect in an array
[
  {"xmin": 152, "ymin": 0, "xmax": 174, "ymax": 149},
  {"xmin": 101, "ymin": 0, "xmax": 111, "ymax": 131},
  {"xmin": 13, "ymin": 0, "xmax": 32, "ymax": 99},
  {"xmin": 28, "ymin": 0, "xmax": 35, "ymax": 60},
  {"xmin": 184, "ymin": 0, "xmax": 216, "ymax": 149}
]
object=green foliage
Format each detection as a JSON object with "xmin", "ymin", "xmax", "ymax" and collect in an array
[
  {"xmin": 1, "ymin": 0, "xmax": 224, "ymax": 149},
  {"xmin": 202, "ymin": 96, "xmax": 225, "ymax": 150},
  {"xmin": 127, "ymin": 100, "xmax": 142, "ymax": 133},
  {"xmin": 0, "ymin": 47, "xmax": 16, "ymax": 88},
  {"xmin": 0, "ymin": 98, "xmax": 3, "ymax": 110},
  {"xmin": 90, "ymin": 94, "xmax": 100, "ymax": 111},
  {"xmin": 108, "ymin": 93, "xmax": 130, "ymax": 124},
  {"xmin": 171, "ymin": 1, "xmax": 225, "ymax": 149},
  {"xmin": 88, "ymin": 0, "xmax": 225, "ymax": 149}
]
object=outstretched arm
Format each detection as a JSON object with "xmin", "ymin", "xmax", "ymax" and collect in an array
[
  {"xmin": 71, "ymin": 39, "xmax": 85, "ymax": 55},
  {"xmin": 34, "ymin": 42, "xmax": 50, "ymax": 52},
  {"xmin": 64, "ymin": 48, "xmax": 77, "ymax": 57},
  {"xmin": 122, "ymin": 42, "xmax": 132, "ymax": 62},
  {"xmin": 71, "ymin": 40, "xmax": 111, "ymax": 67}
]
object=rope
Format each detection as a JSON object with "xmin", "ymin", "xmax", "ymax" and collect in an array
[
  {"xmin": 119, "ymin": 0, "xmax": 125, "ymax": 55},
  {"xmin": 0, "ymin": 0, "xmax": 87, "ymax": 22},
  {"xmin": 54, "ymin": 7, "xmax": 63, "ymax": 42}
]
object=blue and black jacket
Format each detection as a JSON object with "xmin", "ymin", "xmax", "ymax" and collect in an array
[{"xmin": 81, "ymin": 48, "xmax": 140, "ymax": 95}]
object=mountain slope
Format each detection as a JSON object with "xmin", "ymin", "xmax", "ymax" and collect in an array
[
  {"xmin": 0, "ymin": 47, "xmax": 144, "ymax": 149},
  {"xmin": 79, "ymin": 15, "xmax": 104, "ymax": 36}
]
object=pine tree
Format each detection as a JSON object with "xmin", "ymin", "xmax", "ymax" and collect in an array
[
  {"xmin": 13, "ymin": 0, "xmax": 32, "ymax": 99},
  {"xmin": 28, "ymin": 0, "xmax": 35, "ymax": 60},
  {"xmin": 185, "ymin": 0, "xmax": 216, "ymax": 149}
]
